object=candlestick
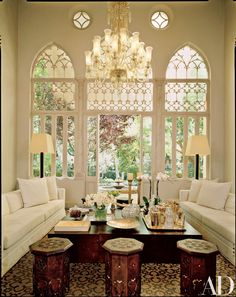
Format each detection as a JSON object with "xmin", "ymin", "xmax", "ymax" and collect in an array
[
  {"xmin": 127, "ymin": 173, "xmax": 133, "ymax": 181},
  {"xmin": 137, "ymin": 177, "xmax": 142, "ymax": 205},
  {"xmin": 137, "ymin": 171, "xmax": 142, "ymax": 178},
  {"xmin": 128, "ymin": 180, "xmax": 132, "ymax": 204}
]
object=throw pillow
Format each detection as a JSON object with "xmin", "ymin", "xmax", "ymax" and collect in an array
[
  {"xmin": 17, "ymin": 178, "xmax": 49, "ymax": 208},
  {"xmin": 188, "ymin": 180, "xmax": 203, "ymax": 202},
  {"xmin": 5, "ymin": 190, "xmax": 24, "ymax": 213},
  {"xmin": 46, "ymin": 176, "xmax": 58, "ymax": 200},
  {"xmin": 188, "ymin": 178, "xmax": 219, "ymax": 202},
  {"xmin": 197, "ymin": 181, "xmax": 232, "ymax": 210},
  {"xmin": 2, "ymin": 193, "xmax": 10, "ymax": 215}
]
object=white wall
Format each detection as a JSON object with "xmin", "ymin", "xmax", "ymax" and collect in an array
[
  {"xmin": 224, "ymin": 0, "xmax": 236, "ymax": 193},
  {"xmin": 1, "ymin": 0, "xmax": 233, "ymax": 203},
  {"xmin": 0, "ymin": 0, "xmax": 18, "ymax": 192}
]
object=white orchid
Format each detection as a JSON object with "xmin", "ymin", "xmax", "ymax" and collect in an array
[
  {"xmin": 84, "ymin": 192, "xmax": 116, "ymax": 209},
  {"xmin": 156, "ymin": 172, "xmax": 169, "ymax": 197},
  {"xmin": 156, "ymin": 172, "xmax": 169, "ymax": 181}
]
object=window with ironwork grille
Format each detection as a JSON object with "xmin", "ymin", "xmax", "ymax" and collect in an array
[
  {"xmin": 164, "ymin": 45, "xmax": 209, "ymax": 179},
  {"xmin": 31, "ymin": 44, "xmax": 77, "ymax": 177}
]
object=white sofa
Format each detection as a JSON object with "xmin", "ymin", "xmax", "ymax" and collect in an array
[
  {"xmin": 179, "ymin": 189, "xmax": 235, "ymax": 265},
  {"xmin": 1, "ymin": 182, "xmax": 66, "ymax": 277}
]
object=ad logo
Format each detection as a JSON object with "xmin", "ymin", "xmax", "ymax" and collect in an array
[{"xmin": 202, "ymin": 276, "xmax": 235, "ymax": 296}]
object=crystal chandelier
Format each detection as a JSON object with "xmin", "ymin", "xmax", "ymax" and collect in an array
[{"xmin": 85, "ymin": 2, "xmax": 153, "ymax": 87}]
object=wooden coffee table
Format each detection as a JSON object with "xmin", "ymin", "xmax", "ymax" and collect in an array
[{"xmin": 48, "ymin": 210, "xmax": 202, "ymax": 264}]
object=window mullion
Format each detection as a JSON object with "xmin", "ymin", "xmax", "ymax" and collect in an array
[
  {"xmin": 63, "ymin": 116, "xmax": 68, "ymax": 177},
  {"xmin": 183, "ymin": 116, "xmax": 188, "ymax": 179},
  {"xmin": 51, "ymin": 115, "xmax": 56, "ymax": 176},
  {"xmin": 172, "ymin": 116, "xmax": 177, "ymax": 178}
]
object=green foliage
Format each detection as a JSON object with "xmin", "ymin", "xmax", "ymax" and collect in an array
[{"xmin": 143, "ymin": 196, "xmax": 149, "ymax": 208}]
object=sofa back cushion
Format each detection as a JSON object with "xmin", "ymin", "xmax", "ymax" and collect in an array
[
  {"xmin": 224, "ymin": 193, "xmax": 235, "ymax": 215},
  {"xmin": 197, "ymin": 181, "xmax": 232, "ymax": 210},
  {"xmin": 188, "ymin": 179, "xmax": 219, "ymax": 202},
  {"xmin": 17, "ymin": 178, "xmax": 50, "ymax": 208},
  {"xmin": 188, "ymin": 180, "xmax": 202, "ymax": 202},
  {"xmin": 5, "ymin": 190, "xmax": 24, "ymax": 213},
  {"xmin": 45, "ymin": 176, "xmax": 58, "ymax": 200},
  {"xmin": 2, "ymin": 193, "xmax": 10, "ymax": 215}
]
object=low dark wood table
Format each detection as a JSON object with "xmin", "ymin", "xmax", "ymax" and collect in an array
[{"xmin": 48, "ymin": 210, "xmax": 202, "ymax": 264}]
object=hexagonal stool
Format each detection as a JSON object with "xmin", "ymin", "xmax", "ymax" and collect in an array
[
  {"xmin": 103, "ymin": 237, "xmax": 144, "ymax": 297},
  {"xmin": 177, "ymin": 238, "xmax": 218, "ymax": 296},
  {"xmin": 30, "ymin": 237, "xmax": 73, "ymax": 297}
]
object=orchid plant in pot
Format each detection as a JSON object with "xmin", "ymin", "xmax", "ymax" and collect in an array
[{"xmin": 155, "ymin": 172, "xmax": 169, "ymax": 205}]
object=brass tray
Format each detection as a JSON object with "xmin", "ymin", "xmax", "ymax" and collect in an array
[{"xmin": 142, "ymin": 214, "xmax": 186, "ymax": 231}]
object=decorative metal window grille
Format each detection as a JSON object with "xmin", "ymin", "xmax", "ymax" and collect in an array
[
  {"xmin": 87, "ymin": 82, "xmax": 153, "ymax": 112},
  {"xmin": 32, "ymin": 81, "xmax": 75, "ymax": 111},
  {"xmin": 73, "ymin": 11, "xmax": 91, "ymax": 29},
  {"xmin": 31, "ymin": 44, "xmax": 77, "ymax": 178},
  {"xmin": 164, "ymin": 45, "xmax": 209, "ymax": 179},
  {"xmin": 151, "ymin": 11, "xmax": 169, "ymax": 29},
  {"xmin": 165, "ymin": 82, "xmax": 207, "ymax": 112}
]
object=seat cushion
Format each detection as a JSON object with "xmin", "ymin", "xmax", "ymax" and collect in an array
[
  {"xmin": 33, "ymin": 200, "xmax": 65, "ymax": 220},
  {"xmin": 3, "ymin": 208, "xmax": 45, "ymax": 249},
  {"xmin": 180, "ymin": 201, "xmax": 217, "ymax": 221},
  {"xmin": 202, "ymin": 212, "xmax": 235, "ymax": 243}
]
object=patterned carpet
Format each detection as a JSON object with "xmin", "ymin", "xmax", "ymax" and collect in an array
[{"xmin": 1, "ymin": 252, "xmax": 236, "ymax": 297}]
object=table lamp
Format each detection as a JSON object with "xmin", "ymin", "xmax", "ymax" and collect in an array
[
  {"xmin": 185, "ymin": 135, "xmax": 210, "ymax": 179},
  {"xmin": 29, "ymin": 133, "xmax": 55, "ymax": 178}
]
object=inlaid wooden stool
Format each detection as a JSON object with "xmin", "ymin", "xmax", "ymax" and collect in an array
[
  {"xmin": 177, "ymin": 238, "xmax": 218, "ymax": 296},
  {"xmin": 103, "ymin": 237, "xmax": 144, "ymax": 297},
  {"xmin": 30, "ymin": 237, "xmax": 73, "ymax": 297}
]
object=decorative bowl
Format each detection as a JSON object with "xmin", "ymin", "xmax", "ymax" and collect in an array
[{"xmin": 69, "ymin": 205, "xmax": 82, "ymax": 220}]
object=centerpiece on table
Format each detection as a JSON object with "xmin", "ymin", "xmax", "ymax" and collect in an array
[{"xmin": 84, "ymin": 192, "xmax": 116, "ymax": 220}]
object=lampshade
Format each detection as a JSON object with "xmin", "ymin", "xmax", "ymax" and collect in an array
[
  {"xmin": 29, "ymin": 133, "xmax": 54, "ymax": 154},
  {"xmin": 185, "ymin": 135, "xmax": 210, "ymax": 156}
]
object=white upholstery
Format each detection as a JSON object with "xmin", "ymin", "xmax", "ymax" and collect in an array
[
  {"xmin": 225, "ymin": 193, "xmax": 235, "ymax": 215},
  {"xmin": 4, "ymin": 190, "xmax": 23, "ymax": 213},
  {"xmin": 179, "ymin": 189, "xmax": 235, "ymax": 265},
  {"xmin": 2, "ymin": 194, "xmax": 10, "ymax": 216},
  {"xmin": 46, "ymin": 176, "xmax": 58, "ymax": 200},
  {"xmin": 158, "ymin": 179, "xmax": 191, "ymax": 201},
  {"xmin": 3, "ymin": 210, "xmax": 45, "ymax": 249},
  {"xmin": 17, "ymin": 178, "xmax": 50, "ymax": 207},
  {"xmin": 188, "ymin": 180, "xmax": 203, "ymax": 202},
  {"xmin": 197, "ymin": 181, "xmax": 232, "ymax": 210},
  {"xmin": 1, "ymin": 186, "xmax": 65, "ymax": 277}
]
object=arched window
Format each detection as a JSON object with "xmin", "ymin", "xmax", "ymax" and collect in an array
[
  {"xmin": 164, "ymin": 45, "xmax": 209, "ymax": 179},
  {"xmin": 31, "ymin": 44, "xmax": 77, "ymax": 177}
]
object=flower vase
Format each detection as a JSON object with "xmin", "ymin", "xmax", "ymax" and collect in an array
[{"xmin": 95, "ymin": 207, "xmax": 107, "ymax": 221}]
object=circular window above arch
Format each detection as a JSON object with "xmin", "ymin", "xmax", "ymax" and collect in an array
[
  {"xmin": 151, "ymin": 11, "xmax": 169, "ymax": 29},
  {"xmin": 73, "ymin": 11, "xmax": 91, "ymax": 30}
]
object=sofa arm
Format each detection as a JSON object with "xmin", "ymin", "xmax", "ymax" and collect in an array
[
  {"xmin": 57, "ymin": 188, "xmax": 65, "ymax": 200},
  {"xmin": 179, "ymin": 190, "xmax": 190, "ymax": 202}
]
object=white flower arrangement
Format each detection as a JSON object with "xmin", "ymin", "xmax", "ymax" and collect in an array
[
  {"xmin": 156, "ymin": 172, "xmax": 169, "ymax": 181},
  {"xmin": 84, "ymin": 192, "xmax": 116, "ymax": 210}
]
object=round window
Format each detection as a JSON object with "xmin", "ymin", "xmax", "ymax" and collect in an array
[
  {"xmin": 151, "ymin": 11, "xmax": 169, "ymax": 29},
  {"xmin": 73, "ymin": 11, "xmax": 91, "ymax": 30}
]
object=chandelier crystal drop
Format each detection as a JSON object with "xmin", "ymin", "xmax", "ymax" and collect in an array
[{"xmin": 85, "ymin": 2, "xmax": 153, "ymax": 87}]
